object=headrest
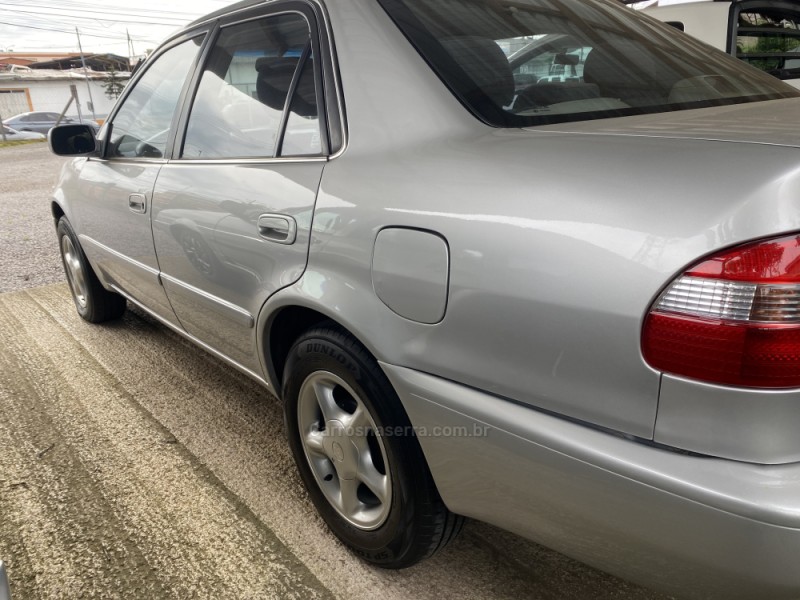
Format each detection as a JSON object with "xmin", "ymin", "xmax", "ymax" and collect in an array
[
  {"xmin": 583, "ymin": 43, "xmax": 657, "ymax": 90},
  {"xmin": 440, "ymin": 36, "xmax": 514, "ymax": 108},
  {"xmin": 255, "ymin": 56, "xmax": 316, "ymax": 117}
]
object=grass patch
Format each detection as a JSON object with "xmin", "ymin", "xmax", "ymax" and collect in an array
[{"xmin": 0, "ymin": 139, "xmax": 46, "ymax": 149}]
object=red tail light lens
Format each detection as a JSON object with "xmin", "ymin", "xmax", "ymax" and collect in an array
[{"xmin": 642, "ymin": 234, "xmax": 800, "ymax": 388}]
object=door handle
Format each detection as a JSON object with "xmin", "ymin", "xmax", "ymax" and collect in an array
[
  {"xmin": 257, "ymin": 214, "xmax": 297, "ymax": 245},
  {"xmin": 128, "ymin": 193, "xmax": 147, "ymax": 214}
]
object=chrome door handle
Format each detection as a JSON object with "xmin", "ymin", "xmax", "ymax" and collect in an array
[
  {"xmin": 257, "ymin": 214, "xmax": 297, "ymax": 245},
  {"xmin": 128, "ymin": 193, "xmax": 147, "ymax": 214}
]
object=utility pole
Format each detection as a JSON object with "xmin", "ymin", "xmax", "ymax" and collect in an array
[
  {"xmin": 75, "ymin": 27, "xmax": 97, "ymax": 122},
  {"xmin": 126, "ymin": 28, "xmax": 135, "ymax": 70}
]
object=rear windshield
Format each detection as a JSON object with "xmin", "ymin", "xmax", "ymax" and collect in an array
[{"xmin": 378, "ymin": 0, "xmax": 800, "ymax": 127}]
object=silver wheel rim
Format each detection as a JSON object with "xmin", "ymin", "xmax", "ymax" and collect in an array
[
  {"xmin": 297, "ymin": 371, "xmax": 392, "ymax": 530},
  {"xmin": 61, "ymin": 235, "xmax": 88, "ymax": 309}
]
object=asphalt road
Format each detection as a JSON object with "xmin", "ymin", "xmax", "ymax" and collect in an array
[{"xmin": 0, "ymin": 143, "xmax": 672, "ymax": 599}]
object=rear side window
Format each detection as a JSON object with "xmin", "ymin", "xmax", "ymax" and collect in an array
[
  {"xmin": 378, "ymin": 0, "xmax": 799, "ymax": 127},
  {"xmin": 182, "ymin": 13, "xmax": 321, "ymax": 159},
  {"xmin": 736, "ymin": 5, "xmax": 800, "ymax": 80}
]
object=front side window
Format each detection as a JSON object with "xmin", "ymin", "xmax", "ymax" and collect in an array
[
  {"xmin": 182, "ymin": 13, "xmax": 321, "ymax": 159},
  {"xmin": 379, "ymin": 0, "xmax": 799, "ymax": 127},
  {"xmin": 109, "ymin": 37, "xmax": 203, "ymax": 158},
  {"xmin": 736, "ymin": 5, "xmax": 800, "ymax": 80}
]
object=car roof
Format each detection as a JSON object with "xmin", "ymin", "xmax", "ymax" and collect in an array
[
  {"xmin": 187, "ymin": 0, "xmax": 265, "ymax": 26},
  {"xmin": 7, "ymin": 111, "xmax": 53, "ymax": 118}
]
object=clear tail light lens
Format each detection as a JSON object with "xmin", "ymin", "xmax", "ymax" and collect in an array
[{"xmin": 642, "ymin": 234, "xmax": 800, "ymax": 388}]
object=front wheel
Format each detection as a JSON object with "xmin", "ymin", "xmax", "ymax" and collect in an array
[
  {"xmin": 283, "ymin": 325, "xmax": 463, "ymax": 568},
  {"xmin": 57, "ymin": 217, "xmax": 126, "ymax": 323}
]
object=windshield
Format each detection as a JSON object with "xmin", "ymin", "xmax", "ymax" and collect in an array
[{"xmin": 378, "ymin": 0, "xmax": 800, "ymax": 127}]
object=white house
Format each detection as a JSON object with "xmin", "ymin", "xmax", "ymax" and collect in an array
[{"xmin": 0, "ymin": 67, "xmax": 130, "ymax": 122}]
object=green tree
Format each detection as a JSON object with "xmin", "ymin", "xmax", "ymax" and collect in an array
[{"xmin": 102, "ymin": 70, "xmax": 126, "ymax": 100}]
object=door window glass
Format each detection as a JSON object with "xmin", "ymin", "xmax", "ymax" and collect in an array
[
  {"xmin": 109, "ymin": 37, "xmax": 203, "ymax": 158},
  {"xmin": 281, "ymin": 54, "xmax": 321, "ymax": 156},
  {"xmin": 182, "ymin": 13, "xmax": 320, "ymax": 159}
]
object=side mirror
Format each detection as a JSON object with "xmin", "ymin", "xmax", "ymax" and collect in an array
[{"xmin": 48, "ymin": 124, "xmax": 96, "ymax": 156}]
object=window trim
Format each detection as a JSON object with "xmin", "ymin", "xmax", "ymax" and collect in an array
[
  {"xmin": 275, "ymin": 40, "xmax": 313, "ymax": 157},
  {"xmin": 172, "ymin": 1, "xmax": 334, "ymax": 163}
]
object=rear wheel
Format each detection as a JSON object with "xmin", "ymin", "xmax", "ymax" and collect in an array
[
  {"xmin": 283, "ymin": 325, "xmax": 463, "ymax": 568},
  {"xmin": 57, "ymin": 217, "xmax": 126, "ymax": 323}
]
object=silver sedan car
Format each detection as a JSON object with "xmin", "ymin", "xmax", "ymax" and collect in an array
[
  {"xmin": 1, "ymin": 125, "xmax": 45, "ymax": 141},
  {"xmin": 4, "ymin": 111, "xmax": 99, "ymax": 134},
  {"xmin": 46, "ymin": 0, "xmax": 800, "ymax": 598}
]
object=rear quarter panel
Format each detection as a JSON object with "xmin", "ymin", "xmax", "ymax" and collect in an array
[{"xmin": 268, "ymin": 0, "xmax": 800, "ymax": 441}]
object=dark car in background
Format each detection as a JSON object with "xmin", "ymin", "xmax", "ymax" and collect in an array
[{"xmin": 3, "ymin": 111, "xmax": 99, "ymax": 135}]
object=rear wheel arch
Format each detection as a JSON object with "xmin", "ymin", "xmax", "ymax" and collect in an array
[{"xmin": 265, "ymin": 305, "xmax": 340, "ymax": 390}]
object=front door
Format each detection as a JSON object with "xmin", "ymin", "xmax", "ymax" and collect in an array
[{"xmin": 74, "ymin": 35, "xmax": 206, "ymax": 326}]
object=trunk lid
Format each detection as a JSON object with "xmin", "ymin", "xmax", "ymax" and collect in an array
[{"xmin": 526, "ymin": 98, "xmax": 800, "ymax": 148}]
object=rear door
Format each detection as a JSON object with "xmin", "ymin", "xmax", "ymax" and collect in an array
[
  {"xmin": 72, "ymin": 32, "xmax": 207, "ymax": 325},
  {"xmin": 152, "ymin": 3, "xmax": 333, "ymax": 372}
]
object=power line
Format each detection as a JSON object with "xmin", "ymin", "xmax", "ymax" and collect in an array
[
  {"xmin": 0, "ymin": 6, "xmax": 188, "ymax": 27},
  {"xmin": 0, "ymin": 0, "xmax": 224, "ymax": 52},
  {"xmin": 0, "ymin": 0, "xmax": 206, "ymax": 19},
  {"xmin": 0, "ymin": 20, "xmax": 156, "ymax": 42}
]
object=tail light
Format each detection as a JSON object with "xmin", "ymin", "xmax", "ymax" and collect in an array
[{"xmin": 642, "ymin": 233, "xmax": 800, "ymax": 388}]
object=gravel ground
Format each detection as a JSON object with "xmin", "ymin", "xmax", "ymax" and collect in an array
[
  {"xmin": 0, "ymin": 144, "xmax": 673, "ymax": 599},
  {"xmin": 0, "ymin": 142, "xmax": 66, "ymax": 293}
]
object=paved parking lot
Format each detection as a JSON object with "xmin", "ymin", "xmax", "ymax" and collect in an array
[{"xmin": 0, "ymin": 143, "xmax": 671, "ymax": 599}]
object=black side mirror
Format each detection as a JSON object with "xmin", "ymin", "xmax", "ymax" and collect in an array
[{"xmin": 48, "ymin": 124, "xmax": 97, "ymax": 156}]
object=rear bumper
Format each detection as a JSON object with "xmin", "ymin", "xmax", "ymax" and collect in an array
[{"xmin": 381, "ymin": 363, "xmax": 800, "ymax": 600}]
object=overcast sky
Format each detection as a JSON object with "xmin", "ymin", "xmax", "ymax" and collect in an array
[
  {"xmin": 0, "ymin": 0, "xmax": 236, "ymax": 57},
  {"xmin": 1, "ymin": 0, "xmax": 710, "ymax": 58}
]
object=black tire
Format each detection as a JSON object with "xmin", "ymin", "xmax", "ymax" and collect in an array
[
  {"xmin": 56, "ymin": 216, "xmax": 126, "ymax": 323},
  {"xmin": 283, "ymin": 324, "xmax": 463, "ymax": 568}
]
